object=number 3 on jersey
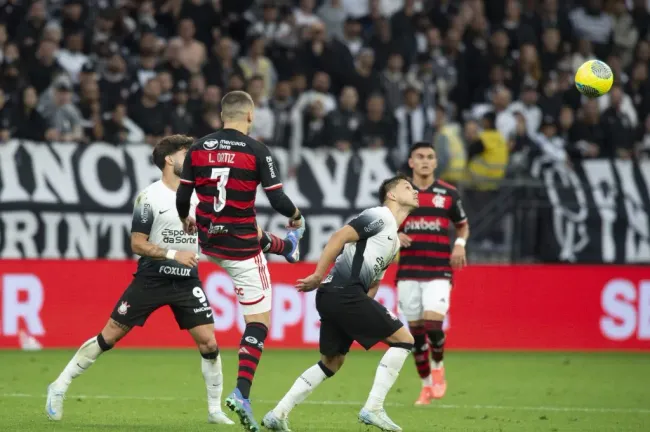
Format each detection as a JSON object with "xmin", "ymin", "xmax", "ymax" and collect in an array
[{"xmin": 211, "ymin": 167, "xmax": 230, "ymax": 213}]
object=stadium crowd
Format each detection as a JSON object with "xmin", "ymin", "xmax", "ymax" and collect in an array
[{"xmin": 1, "ymin": 0, "xmax": 650, "ymax": 189}]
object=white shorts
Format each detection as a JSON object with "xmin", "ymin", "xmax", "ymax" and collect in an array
[
  {"xmin": 397, "ymin": 279, "xmax": 451, "ymax": 321},
  {"xmin": 207, "ymin": 252, "xmax": 272, "ymax": 315}
]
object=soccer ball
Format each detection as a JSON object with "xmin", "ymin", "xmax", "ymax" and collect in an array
[{"xmin": 574, "ymin": 60, "xmax": 614, "ymax": 98}]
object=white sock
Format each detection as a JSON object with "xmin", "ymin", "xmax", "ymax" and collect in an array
[
  {"xmin": 432, "ymin": 360, "xmax": 444, "ymax": 369},
  {"xmin": 422, "ymin": 375, "xmax": 433, "ymax": 387},
  {"xmin": 273, "ymin": 363, "xmax": 330, "ymax": 419},
  {"xmin": 54, "ymin": 336, "xmax": 105, "ymax": 391},
  {"xmin": 202, "ymin": 354, "xmax": 224, "ymax": 413},
  {"xmin": 364, "ymin": 347, "xmax": 410, "ymax": 411}
]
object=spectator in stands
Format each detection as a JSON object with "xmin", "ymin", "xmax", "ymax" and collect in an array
[
  {"xmin": 42, "ymin": 79, "xmax": 83, "ymax": 142},
  {"xmin": 570, "ymin": 99, "xmax": 605, "ymax": 159},
  {"xmin": 248, "ymin": 75, "xmax": 275, "ymax": 143},
  {"xmin": 129, "ymin": 77, "xmax": 171, "ymax": 146},
  {"xmin": 160, "ymin": 38, "xmax": 192, "ymax": 86},
  {"xmin": 466, "ymin": 112, "xmax": 509, "ymax": 191},
  {"xmin": 77, "ymin": 79, "xmax": 103, "ymax": 142},
  {"xmin": 173, "ymin": 18, "xmax": 206, "ymax": 74},
  {"xmin": 1, "ymin": 46, "xmax": 23, "ymax": 101},
  {"xmin": 321, "ymin": 86, "xmax": 363, "ymax": 152},
  {"xmin": 508, "ymin": 81, "xmax": 542, "ymax": 137},
  {"xmin": 169, "ymin": 81, "xmax": 194, "ymax": 136},
  {"xmin": 317, "ymin": 0, "xmax": 347, "ymax": 41},
  {"xmin": 540, "ymin": 27, "xmax": 562, "ymax": 75},
  {"xmin": 626, "ymin": 62, "xmax": 650, "ymax": 123},
  {"xmin": 395, "ymin": 84, "xmax": 435, "ymax": 162},
  {"xmin": 290, "ymin": 71, "xmax": 336, "ymax": 166},
  {"xmin": 203, "ymin": 37, "xmax": 243, "ymax": 88},
  {"xmin": 610, "ymin": 0, "xmax": 638, "ymax": 69},
  {"xmin": 28, "ymin": 39, "xmax": 62, "ymax": 94},
  {"xmin": 99, "ymin": 50, "xmax": 131, "ymax": 112},
  {"xmin": 250, "ymin": 2, "xmax": 294, "ymax": 47},
  {"xmin": 269, "ymin": 80, "xmax": 295, "ymax": 150},
  {"xmin": 369, "ymin": 18, "xmax": 399, "ymax": 72},
  {"xmin": 570, "ymin": 0, "xmax": 613, "ymax": 59},
  {"xmin": 602, "ymin": 85, "xmax": 636, "ymax": 159},
  {"xmin": 10, "ymin": 86, "xmax": 55, "ymax": 141},
  {"xmin": 101, "ymin": 102, "xmax": 144, "ymax": 145},
  {"xmin": 433, "ymin": 105, "xmax": 466, "ymax": 184},
  {"xmin": 631, "ymin": 0, "xmax": 650, "ymax": 40},
  {"xmin": 17, "ymin": 1, "xmax": 47, "ymax": 59},
  {"xmin": 358, "ymin": 93, "xmax": 397, "ymax": 152},
  {"xmin": 531, "ymin": 114, "xmax": 568, "ymax": 164},
  {"xmin": 350, "ymin": 48, "xmax": 382, "ymax": 107},
  {"xmin": 202, "ymin": 85, "xmax": 222, "ymax": 114},
  {"xmin": 239, "ymin": 36, "xmax": 277, "ymax": 100},
  {"xmin": 381, "ymin": 52, "xmax": 405, "ymax": 113},
  {"xmin": 57, "ymin": 31, "xmax": 89, "ymax": 84},
  {"xmin": 294, "ymin": 0, "xmax": 323, "ymax": 28}
]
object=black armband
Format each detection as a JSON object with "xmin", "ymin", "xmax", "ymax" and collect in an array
[
  {"xmin": 266, "ymin": 187, "xmax": 298, "ymax": 218},
  {"xmin": 176, "ymin": 183, "xmax": 193, "ymax": 219}
]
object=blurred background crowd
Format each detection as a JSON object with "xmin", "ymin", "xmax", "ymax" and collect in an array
[{"xmin": 1, "ymin": 0, "xmax": 650, "ymax": 187}]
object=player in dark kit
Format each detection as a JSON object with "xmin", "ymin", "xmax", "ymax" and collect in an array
[
  {"xmin": 262, "ymin": 175, "xmax": 419, "ymax": 432},
  {"xmin": 176, "ymin": 91, "xmax": 305, "ymax": 432},
  {"xmin": 397, "ymin": 141, "xmax": 470, "ymax": 405}
]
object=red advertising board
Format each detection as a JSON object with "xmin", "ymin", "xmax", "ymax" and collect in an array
[{"xmin": 0, "ymin": 260, "xmax": 649, "ymax": 350}]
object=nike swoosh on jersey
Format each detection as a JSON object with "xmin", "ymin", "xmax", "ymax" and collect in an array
[
  {"xmin": 206, "ymin": 312, "xmax": 213, "ymax": 318},
  {"xmin": 159, "ymin": 209, "xmax": 171, "ymax": 214}
]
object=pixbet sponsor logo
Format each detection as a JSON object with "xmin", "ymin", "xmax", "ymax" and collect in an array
[
  {"xmin": 404, "ymin": 218, "xmax": 441, "ymax": 232},
  {"xmin": 600, "ymin": 278, "xmax": 650, "ymax": 341}
]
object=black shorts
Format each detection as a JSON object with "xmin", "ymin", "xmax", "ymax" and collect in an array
[
  {"xmin": 110, "ymin": 276, "xmax": 214, "ymax": 330},
  {"xmin": 315, "ymin": 287, "xmax": 404, "ymax": 356}
]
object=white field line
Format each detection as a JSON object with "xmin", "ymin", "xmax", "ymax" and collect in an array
[{"xmin": 2, "ymin": 393, "xmax": 650, "ymax": 414}]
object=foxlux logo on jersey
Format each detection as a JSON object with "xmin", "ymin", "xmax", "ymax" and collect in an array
[
  {"xmin": 159, "ymin": 266, "xmax": 192, "ymax": 276},
  {"xmin": 161, "ymin": 229, "xmax": 197, "ymax": 244},
  {"xmin": 404, "ymin": 218, "xmax": 442, "ymax": 232}
]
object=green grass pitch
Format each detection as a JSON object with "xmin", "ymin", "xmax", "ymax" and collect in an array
[{"xmin": 0, "ymin": 349, "xmax": 648, "ymax": 431}]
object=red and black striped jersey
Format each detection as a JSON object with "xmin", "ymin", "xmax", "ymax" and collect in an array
[
  {"xmin": 180, "ymin": 129, "xmax": 283, "ymax": 260},
  {"xmin": 396, "ymin": 179, "xmax": 468, "ymax": 281}
]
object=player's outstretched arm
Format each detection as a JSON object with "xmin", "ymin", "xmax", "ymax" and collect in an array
[{"xmin": 297, "ymin": 225, "xmax": 359, "ymax": 292}]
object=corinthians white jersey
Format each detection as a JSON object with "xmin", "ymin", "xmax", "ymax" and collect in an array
[
  {"xmin": 131, "ymin": 180, "xmax": 199, "ymax": 279},
  {"xmin": 320, "ymin": 206, "xmax": 400, "ymax": 293}
]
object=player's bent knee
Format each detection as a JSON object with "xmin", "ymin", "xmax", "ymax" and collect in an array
[
  {"xmin": 390, "ymin": 341, "xmax": 414, "ymax": 351},
  {"xmin": 198, "ymin": 339, "xmax": 218, "ymax": 354},
  {"xmin": 320, "ymin": 354, "xmax": 345, "ymax": 374}
]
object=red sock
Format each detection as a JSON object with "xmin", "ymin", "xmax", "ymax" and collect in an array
[
  {"xmin": 424, "ymin": 320, "xmax": 445, "ymax": 365},
  {"xmin": 409, "ymin": 325, "xmax": 431, "ymax": 379},
  {"xmin": 260, "ymin": 232, "xmax": 291, "ymax": 255},
  {"xmin": 236, "ymin": 322, "xmax": 268, "ymax": 399}
]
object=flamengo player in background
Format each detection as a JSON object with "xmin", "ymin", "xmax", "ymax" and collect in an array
[
  {"xmin": 45, "ymin": 135, "xmax": 234, "ymax": 425},
  {"xmin": 176, "ymin": 91, "xmax": 305, "ymax": 432},
  {"xmin": 397, "ymin": 141, "xmax": 469, "ymax": 405},
  {"xmin": 262, "ymin": 175, "xmax": 418, "ymax": 432}
]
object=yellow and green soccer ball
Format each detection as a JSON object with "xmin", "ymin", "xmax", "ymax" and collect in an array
[{"xmin": 574, "ymin": 60, "xmax": 614, "ymax": 98}]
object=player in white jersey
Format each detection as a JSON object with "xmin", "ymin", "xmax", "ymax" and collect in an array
[
  {"xmin": 262, "ymin": 174, "xmax": 419, "ymax": 432},
  {"xmin": 45, "ymin": 135, "xmax": 236, "ymax": 424}
]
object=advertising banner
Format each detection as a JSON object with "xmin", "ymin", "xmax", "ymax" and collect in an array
[
  {"xmin": 2, "ymin": 140, "xmax": 649, "ymax": 263},
  {"xmin": 1, "ymin": 261, "xmax": 648, "ymax": 350}
]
